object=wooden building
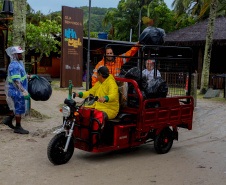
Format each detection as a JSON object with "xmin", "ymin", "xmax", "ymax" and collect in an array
[
  {"xmin": 0, "ymin": 20, "xmax": 9, "ymax": 115},
  {"xmin": 164, "ymin": 16, "xmax": 226, "ymax": 75}
]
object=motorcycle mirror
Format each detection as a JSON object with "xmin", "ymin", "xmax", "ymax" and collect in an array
[{"xmin": 72, "ymin": 92, "xmax": 76, "ymax": 99}]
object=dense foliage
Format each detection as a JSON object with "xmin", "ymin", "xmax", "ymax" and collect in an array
[
  {"xmin": 24, "ymin": 0, "xmax": 224, "ymax": 43},
  {"xmin": 26, "ymin": 20, "xmax": 61, "ymax": 62},
  {"xmin": 25, "ymin": 6, "xmax": 111, "ymax": 35},
  {"xmin": 102, "ymin": 0, "xmax": 198, "ymax": 41},
  {"xmin": 2, "ymin": 0, "xmax": 225, "ymax": 55},
  {"xmin": 80, "ymin": 6, "xmax": 112, "ymax": 34}
]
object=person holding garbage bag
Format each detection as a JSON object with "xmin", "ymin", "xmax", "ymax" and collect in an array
[
  {"xmin": 91, "ymin": 41, "xmax": 140, "ymax": 86},
  {"xmin": 1, "ymin": 46, "xmax": 38, "ymax": 134}
]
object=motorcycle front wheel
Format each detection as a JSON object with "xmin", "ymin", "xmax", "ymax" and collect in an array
[{"xmin": 47, "ymin": 132, "xmax": 74, "ymax": 165}]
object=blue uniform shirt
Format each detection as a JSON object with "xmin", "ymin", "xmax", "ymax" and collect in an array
[{"xmin": 8, "ymin": 61, "xmax": 28, "ymax": 97}]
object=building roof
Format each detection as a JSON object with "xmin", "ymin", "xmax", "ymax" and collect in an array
[
  {"xmin": 165, "ymin": 16, "xmax": 226, "ymax": 46},
  {"xmin": 83, "ymin": 37, "xmax": 136, "ymax": 45},
  {"xmin": 83, "ymin": 37, "xmax": 137, "ymax": 55}
]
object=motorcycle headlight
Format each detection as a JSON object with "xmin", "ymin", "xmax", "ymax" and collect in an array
[{"xmin": 62, "ymin": 105, "xmax": 70, "ymax": 118}]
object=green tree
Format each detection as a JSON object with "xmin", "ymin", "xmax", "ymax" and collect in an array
[
  {"xmin": 172, "ymin": 0, "xmax": 226, "ymax": 22},
  {"xmin": 103, "ymin": 0, "xmax": 140, "ymax": 41},
  {"xmin": 171, "ymin": 0, "xmax": 224, "ymax": 93},
  {"xmin": 79, "ymin": 6, "xmax": 111, "ymax": 35},
  {"xmin": 174, "ymin": 16, "xmax": 196, "ymax": 30},
  {"xmin": 148, "ymin": 0, "xmax": 175, "ymax": 33},
  {"xmin": 172, "ymin": 0, "xmax": 225, "ymax": 93},
  {"xmin": 48, "ymin": 12, "xmax": 61, "ymax": 24},
  {"xmin": 103, "ymin": 0, "xmax": 175, "ymax": 41},
  {"xmin": 25, "ymin": 19, "xmax": 61, "ymax": 64},
  {"xmin": 172, "ymin": 0, "xmax": 207, "ymax": 20},
  {"xmin": 11, "ymin": 0, "xmax": 26, "ymax": 53},
  {"xmin": 217, "ymin": 0, "xmax": 226, "ymax": 16},
  {"xmin": 102, "ymin": 9, "xmax": 117, "ymax": 39},
  {"xmin": 200, "ymin": 0, "xmax": 219, "ymax": 94}
]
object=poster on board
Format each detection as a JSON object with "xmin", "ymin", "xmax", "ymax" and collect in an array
[{"xmin": 61, "ymin": 6, "xmax": 83, "ymax": 87}]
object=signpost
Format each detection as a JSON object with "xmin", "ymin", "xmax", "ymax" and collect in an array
[{"xmin": 61, "ymin": 6, "xmax": 83, "ymax": 87}]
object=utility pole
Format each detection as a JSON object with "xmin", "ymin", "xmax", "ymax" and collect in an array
[{"xmin": 86, "ymin": 0, "xmax": 91, "ymax": 91}]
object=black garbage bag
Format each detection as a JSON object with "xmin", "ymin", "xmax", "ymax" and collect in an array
[
  {"xmin": 125, "ymin": 67, "xmax": 148, "ymax": 90},
  {"xmin": 146, "ymin": 77, "xmax": 168, "ymax": 99},
  {"xmin": 118, "ymin": 68, "xmax": 127, "ymax": 78},
  {"xmin": 127, "ymin": 88, "xmax": 147, "ymax": 108},
  {"xmin": 139, "ymin": 26, "xmax": 166, "ymax": 45},
  {"xmin": 28, "ymin": 77, "xmax": 52, "ymax": 101},
  {"xmin": 125, "ymin": 67, "xmax": 141, "ymax": 81}
]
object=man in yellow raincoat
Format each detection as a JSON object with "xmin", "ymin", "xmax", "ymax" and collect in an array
[{"xmin": 75, "ymin": 66, "xmax": 119, "ymax": 121}]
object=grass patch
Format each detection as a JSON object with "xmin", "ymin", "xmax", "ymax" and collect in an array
[
  {"xmin": 207, "ymin": 97, "xmax": 226, "ymax": 102},
  {"xmin": 168, "ymin": 87, "xmax": 187, "ymax": 96},
  {"xmin": 30, "ymin": 108, "xmax": 51, "ymax": 119},
  {"xmin": 51, "ymin": 81, "xmax": 86, "ymax": 92},
  {"xmin": 51, "ymin": 81, "xmax": 60, "ymax": 85},
  {"xmin": 53, "ymin": 87, "xmax": 69, "ymax": 91},
  {"xmin": 167, "ymin": 87, "xmax": 226, "ymax": 102},
  {"xmin": 51, "ymin": 81, "xmax": 60, "ymax": 88},
  {"xmin": 51, "ymin": 80, "xmax": 70, "ymax": 91},
  {"xmin": 197, "ymin": 89, "xmax": 226, "ymax": 102}
]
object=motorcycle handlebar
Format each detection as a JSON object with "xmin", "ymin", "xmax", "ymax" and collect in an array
[
  {"xmin": 74, "ymin": 93, "xmax": 98, "ymax": 107},
  {"xmin": 88, "ymin": 96, "xmax": 98, "ymax": 105}
]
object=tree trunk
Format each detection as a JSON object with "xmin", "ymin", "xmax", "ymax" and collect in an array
[
  {"xmin": 11, "ymin": 0, "xmax": 27, "ymax": 52},
  {"xmin": 200, "ymin": 0, "xmax": 218, "ymax": 94}
]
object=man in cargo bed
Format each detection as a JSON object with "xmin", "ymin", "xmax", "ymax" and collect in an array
[{"xmin": 91, "ymin": 42, "xmax": 140, "ymax": 86}]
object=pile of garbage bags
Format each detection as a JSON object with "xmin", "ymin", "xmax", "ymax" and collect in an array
[{"xmin": 123, "ymin": 67, "xmax": 168, "ymax": 108}]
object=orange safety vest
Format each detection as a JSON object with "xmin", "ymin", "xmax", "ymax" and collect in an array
[{"xmin": 91, "ymin": 46, "xmax": 139, "ymax": 86}]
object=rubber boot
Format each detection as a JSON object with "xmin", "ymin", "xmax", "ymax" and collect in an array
[
  {"xmin": 1, "ymin": 115, "xmax": 15, "ymax": 129},
  {"xmin": 14, "ymin": 126, "xmax": 29, "ymax": 134}
]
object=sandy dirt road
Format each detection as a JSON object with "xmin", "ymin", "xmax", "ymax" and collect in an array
[{"xmin": 0, "ymin": 89, "xmax": 226, "ymax": 185}]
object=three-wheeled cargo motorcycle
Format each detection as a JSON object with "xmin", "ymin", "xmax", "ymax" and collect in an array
[{"xmin": 47, "ymin": 45, "xmax": 194, "ymax": 165}]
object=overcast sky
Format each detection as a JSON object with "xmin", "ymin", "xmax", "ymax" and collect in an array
[{"xmin": 27, "ymin": 0, "xmax": 174, "ymax": 15}]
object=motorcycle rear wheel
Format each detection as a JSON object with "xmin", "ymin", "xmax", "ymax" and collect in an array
[
  {"xmin": 47, "ymin": 132, "xmax": 74, "ymax": 165},
  {"xmin": 154, "ymin": 127, "xmax": 173, "ymax": 154}
]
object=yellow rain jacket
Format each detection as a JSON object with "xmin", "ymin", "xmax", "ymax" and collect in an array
[{"xmin": 79, "ymin": 74, "xmax": 119, "ymax": 119}]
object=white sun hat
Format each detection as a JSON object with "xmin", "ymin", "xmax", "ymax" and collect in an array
[
  {"xmin": 10, "ymin": 46, "xmax": 25, "ymax": 54},
  {"xmin": 5, "ymin": 46, "xmax": 26, "ymax": 61}
]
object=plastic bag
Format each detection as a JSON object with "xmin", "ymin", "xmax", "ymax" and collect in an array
[
  {"xmin": 28, "ymin": 77, "xmax": 52, "ymax": 101},
  {"xmin": 127, "ymin": 88, "xmax": 147, "ymax": 108},
  {"xmin": 125, "ymin": 67, "xmax": 148, "ymax": 90},
  {"xmin": 118, "ymin": 68, "xmax": 127, "ymax": 78},
  {"xmin": 125, "ymin": 67, "xmax": 141, "ymax": 81},
  {"xmin": 139, "ymin": 26, "xmax": 166, "ymax": 45},
  {"xmin": 146, "ymin": 77, "xmax": 168, "ymax": 99}
]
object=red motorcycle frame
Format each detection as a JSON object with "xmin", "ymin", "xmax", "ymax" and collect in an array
[
  {"xmin": 47, "ymin": 45, "xmax": 194, "ymax": 165},
  {"xmin": 47, "ymin": 77, "xmax": 193, "ymax": 165}
]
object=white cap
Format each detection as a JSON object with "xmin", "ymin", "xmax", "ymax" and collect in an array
[{"xmin": 10, "ymin": 46, "xmax": 25, "ymax": 54}]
